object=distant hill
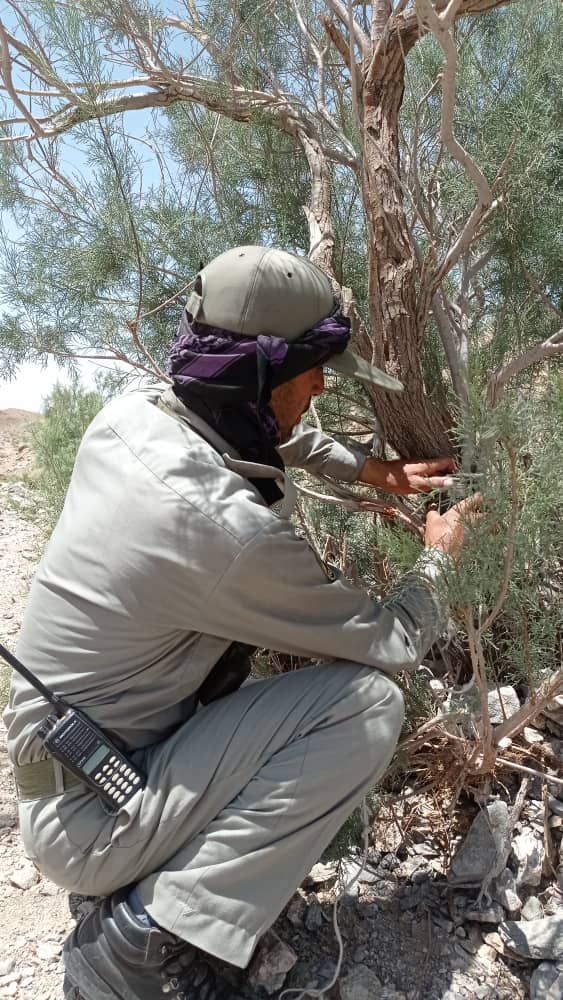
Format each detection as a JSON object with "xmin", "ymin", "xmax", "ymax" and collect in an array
[{"xmin": 0, "ymin": 408, "xmax": 42, "ymax": 478}]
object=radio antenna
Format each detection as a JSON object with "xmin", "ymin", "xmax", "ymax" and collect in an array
[{"xmin": 0, "ymin": 641, "xmax": 68, "ymax": 715}]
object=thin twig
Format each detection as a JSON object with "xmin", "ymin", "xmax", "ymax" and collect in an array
[
  {"xmin": 478, "ymin": 442, "xmax": 518, "ymax": 636},
  {"xmin": 496, "ymin": 757, "xmax": 563, "ymax": 792}
]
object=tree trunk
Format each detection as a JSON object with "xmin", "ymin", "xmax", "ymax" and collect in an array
[{"xmin": 360, "ymin": 46, "xmax": 453, "ymax": 458}]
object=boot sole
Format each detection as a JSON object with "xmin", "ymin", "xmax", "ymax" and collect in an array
[{"xmin": 63, "ymin": 951, "xmax": 125, "ymax": 1000}]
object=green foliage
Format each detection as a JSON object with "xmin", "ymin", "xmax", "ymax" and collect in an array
[
  {"xmin": 31, "ymin": 382, "xmax": 104, "ymax": 530},
  {"xmin": 0, "ymin": 0, "xmax": 561, "ymax": 826}
]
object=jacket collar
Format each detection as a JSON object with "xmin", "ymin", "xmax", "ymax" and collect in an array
[{"xmin": 158, "ymin": 388, "xmax": 296, "ymax": 517}]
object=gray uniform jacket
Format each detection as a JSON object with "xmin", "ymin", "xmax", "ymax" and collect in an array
[{"xmin": 5, "ymin": 389, "xmax": 446, "ymax": 764}]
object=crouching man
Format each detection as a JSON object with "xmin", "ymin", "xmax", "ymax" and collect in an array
[{"xmin": 5, "ymin": 247, "xmax": 474, "ymax": 1000}]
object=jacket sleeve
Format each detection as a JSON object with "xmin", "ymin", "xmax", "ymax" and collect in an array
[
  {"xmin": 277, "ymin": 422, "xmax": 366, "ymax": 483},
  {"xmin": 192, "ymin": 517, "xmax": 448, "ymax": 675}
]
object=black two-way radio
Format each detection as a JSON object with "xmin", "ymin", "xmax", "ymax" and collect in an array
[{"xmin": 0, "ymin": 641, "xmax": 145, "ymax": 810}]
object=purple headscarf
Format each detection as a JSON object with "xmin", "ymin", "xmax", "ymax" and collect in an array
[
  {"xmin": 168, "ymin": 310, "xmax": 350, "ymax": 404},
  {"xmin": 167, "ymin": 309, "xmax": 350, "ymax": 503}
]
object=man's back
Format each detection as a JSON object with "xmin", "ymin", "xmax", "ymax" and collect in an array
[{"xmin": 4, "ymin": 390, "xmax": 268, "ymax": 762}]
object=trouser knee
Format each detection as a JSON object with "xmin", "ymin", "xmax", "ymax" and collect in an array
[
  {"xmin": 333, "ymin": 662, "xmax": 405, "ymax": 758},
  {"xmin": 377, "ymin": 672, "xmax": 405, "ymax": 740}
]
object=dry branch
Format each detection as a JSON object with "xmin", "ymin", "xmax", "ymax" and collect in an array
[
  {"xmin": 325, "ymin": 0, "xmax": 371, "ymax": 59},
  {"xmin": 395, "ymin": 0, "xmax": 516, "ymax": 51},
  {"xmin": 295, "ymin": 480, "xmax": 424, "ymax": 537},
  {"xmin": 492, "ymin": 667, "xmax": 563, "ymax": 747},
  {"xmin": 415, "ymin": 0, "xmax": 493, "ymax": 291},
  {"xmin": 487, "ymin": 328, "xmax": 563, "ymax": 406}
]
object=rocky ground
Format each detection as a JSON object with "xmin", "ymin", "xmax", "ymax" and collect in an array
[
  {"xmin": 1, "ymin": 407, "xmax": 562, "ymax": 1000},
  {"xmin": 1, "ymin": 409, "xmax": 75, "ymax": 999}
]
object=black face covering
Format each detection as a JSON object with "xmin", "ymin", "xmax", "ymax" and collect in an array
[{"xmin": 167, "ymin": 310, "xmax": 351, "ymax": 504}]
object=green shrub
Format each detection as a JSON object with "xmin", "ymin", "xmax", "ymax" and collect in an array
[{"xmin": 32, "ymin": 382, "xmax": 104, "ymax": 530}]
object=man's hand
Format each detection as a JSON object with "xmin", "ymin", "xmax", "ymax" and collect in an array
[
  {"xmin": 424, "ymin": 493, "xmax": 482, "ymax": 559},
  {"xmin": 359, "ymin": 456, "xmax": 456, "ymax": 496}
]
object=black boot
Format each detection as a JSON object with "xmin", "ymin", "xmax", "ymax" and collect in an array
[{"xmin": 62, "ymin": 887, "xmax": 246, "ymax": 1000}]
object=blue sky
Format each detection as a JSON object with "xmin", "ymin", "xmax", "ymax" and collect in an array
[{"xmin": 0, "ymin": 3, "xmax": 173, "ymax": 411}]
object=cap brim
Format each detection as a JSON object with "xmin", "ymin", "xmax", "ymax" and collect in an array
[{"xmin": 327, "ymin": 349, "xmax": 403, "ymax": 392}]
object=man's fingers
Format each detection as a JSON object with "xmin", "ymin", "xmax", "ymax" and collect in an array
[
  {"xmin": 410, "ymin": 474, "xmax": 456, "ymax": 492},
  {"xmin": 416, "ymin": 457, "xmax": 457, "ymax": 474},
  {"xmin": 453, "ymin": 492, "xmax": 483, "ymax": 516},
  {"xmin": 426, "ymin": 475, "xmax": 455, "ymax": 489}
]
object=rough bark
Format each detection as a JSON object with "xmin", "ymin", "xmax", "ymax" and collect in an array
[{"xmin": 360, "ymin": 43, "xmax": 453, "ymax": 457}]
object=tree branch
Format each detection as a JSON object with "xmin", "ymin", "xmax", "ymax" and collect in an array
[
  {"xmin": 290, "ymin": 0, "xmax": 357, "ymax": 163},
  {"xmin": 325, "ymin": 0, "xmax": 371, "ymax": 59},
  {"xmin": 415, "ymin": 0, "xmax": 493, "ymax": 292},
  {"xmin": 295, "ymin": 480, "xmax": 424, "ymax": 537},
  {"xmin": 298, "ymin": 130, "xmax": 337, "ymax": 277},
  {"xmin": 487, "ymin": 328, "xmax": 563, "ymax": 406},
  {"xmin": 396, "ymin": 0, "xmax": 516, "ymax": 50},
  {"xmin": 522, "ymin": 267, "xmax": 563, "ymax": 321},
  {"xmin": 0, "ymin": 19, "xmax": 46, "ymax": 136},
  {"xmin": 493, "ymin": 667, "xmax": 563, "ymax": 747},
  {"xmin": 321, "ymin": 15, "xmax": 353, "ymax": 69},
  {"xmin": 372, "ymin": 0, "xmax": 392, "ymax": 47}
]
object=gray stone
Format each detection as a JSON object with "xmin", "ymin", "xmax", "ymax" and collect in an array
[
  {"xmin": 449, "ymin": 802, "xmax": 509, "ymax": 886},
  {"xmin": 523, "ymin": 727, "xmax": 544, "ymax": 745},
  {"xmin": 0, "ymin": 959, "xmax": 16, "ymax": 978},
  {"xmin": 542, "ymin": 888, "xmax": 563, "ymax": 916},
  {"xmin": 285, "ymin": 897, "xmax": 304, "ymax": 928},
  {"xmin": 543, "ymin": 693, "xmax": 563, "ymax": 726},
  {"xmin": 36, "ymin": 941, "xmax": 62, "ymax": 961},
  {"xmin": 304, "ymin": 901, "xmax": 324, "ymax": 931},
  {"xmin": 499, "ymin": 913, "xmax": 563, "ymax": 960},
  {"xmin": 412, "ymin": 869, "xmax": 430, "ymax": 884},
  {"xmin": 341, "ymin": 858, "xmax": 379, "ymax": 884},
  {"xmin": 521, "ymin": 895, "xmax": 544, "ymax": 921},
  {"xmin": 396, "ymin": 857, "xmax": 426, "ymax": 880},
  {"xmin": 492, "ymin": 867, "xmax": 521, "ymax": 916},
  {"xmin": 488, "ymin": 686, "xmax": 520, "ymax": 724},
  {"xmin": 372, "ymin": 880, "xmax": 398, "ymax": 905},
  {"xmin": 9, "ymin": 863, "xmax": 40, "ymax": 890},
  {"xmin": 548, "ymin": 796, "xmax": 563, "ymax": 818},
  {"xmin": 548, "ymin": 739, "xmax": 563, "ymax": 759},
  {"xmin": 512, "ymin": 828, "xmax": 545, "ymax": 888},
  {"xmin": 0, "ymin": 972, "xmax": 20, "ymax": 990},
  {"xmin": 530, "ymin": 961, "xmax": 563, "ymax": 1000},
  {"xmin": 247, "ymin": 930, "xmax": 297, "ymax": 996},
  {"xmin": 316, "ymin": 958, "xmax": 339, "ymax": 984},
  {"xmin": 475, "ymin": 941, "xmax": 498, "ymax": 966},
  {"xmin": 465, "ymin": 902, "xmax": 505, "ymax": 923},
  {"xmin": 429, "ymin": 678, "xmax": 447, "ymax": 702},
  {"xmin": 441, "ymin": 686, "xmax": 481, "ymax": 734},
  {"xmin": 339, "ymin": 964, "xmax": 383, "ymax": 1000},
  {"xmin": 304, "ymin": 862, "xmax": 337, "ymax": 886}
]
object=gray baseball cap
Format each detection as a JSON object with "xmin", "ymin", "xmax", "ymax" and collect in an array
[{"xmin": 186, "ymin": 246, "xmax": 403, "ymax": 392}]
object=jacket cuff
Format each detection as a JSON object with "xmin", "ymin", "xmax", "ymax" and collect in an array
[{"xmin": 324, "ymin": 440, "xmax": 366, "ymax": 482}]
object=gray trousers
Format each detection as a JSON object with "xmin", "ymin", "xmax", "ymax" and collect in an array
[{"xmin": 20, "ymin": 663, "xmax": 404, "ymax": 968}]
